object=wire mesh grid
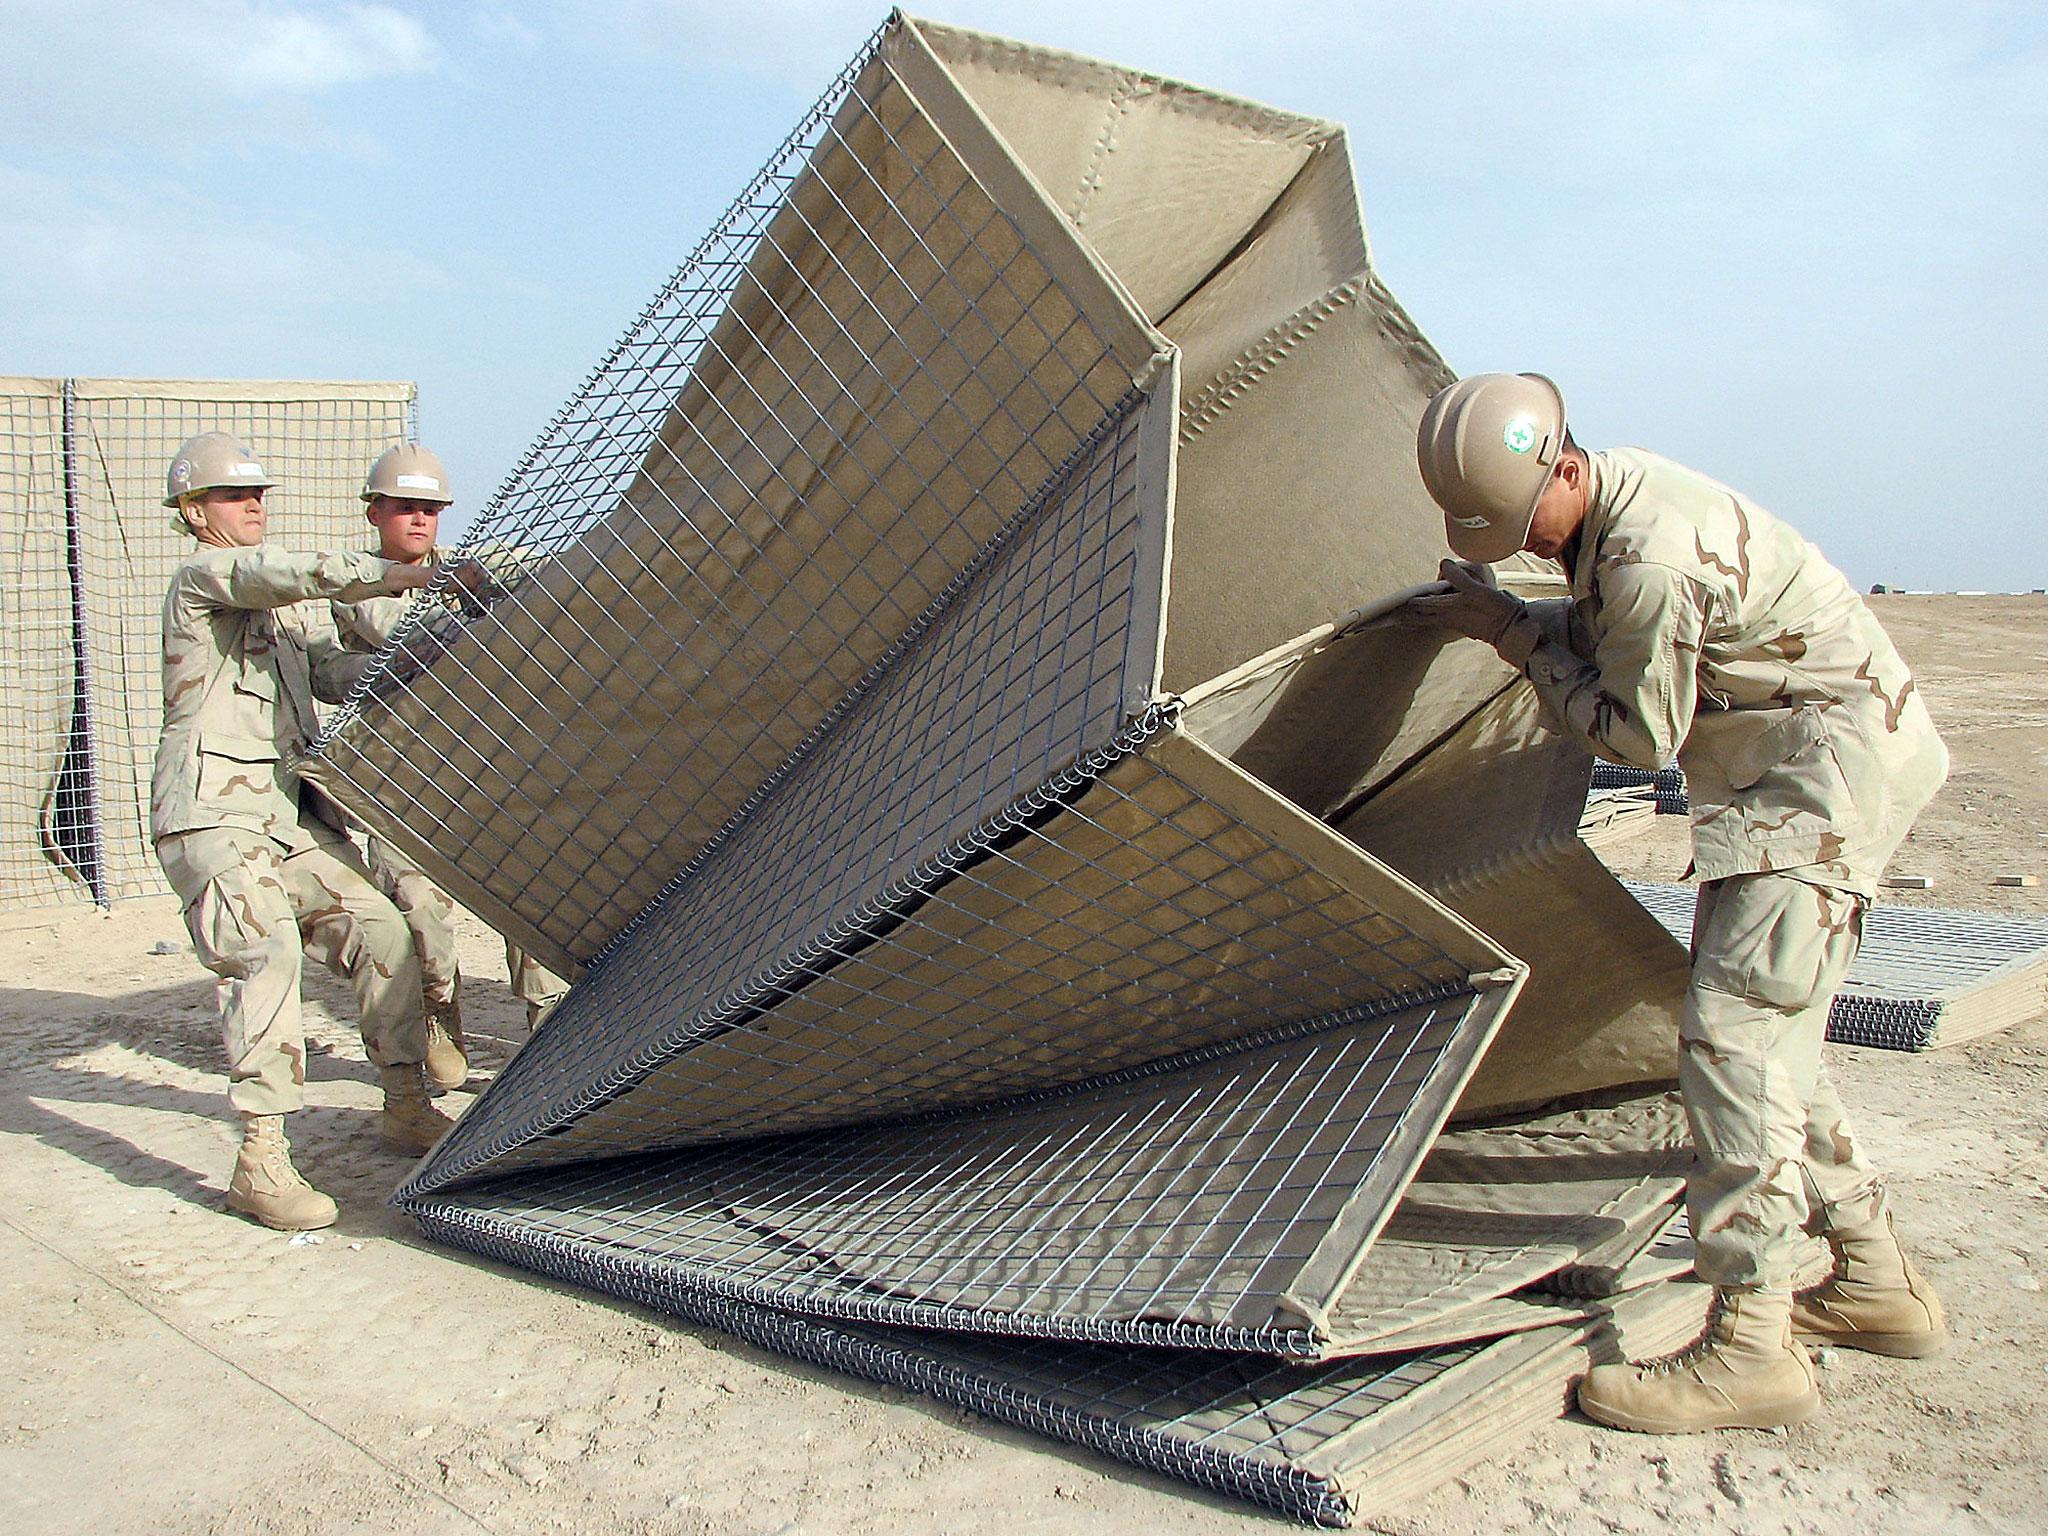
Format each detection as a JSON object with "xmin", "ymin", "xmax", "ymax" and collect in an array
[
  {"xmin": 315, "ymin": 373, "xmax": 1158, "ymax": 984},
  {"xmin": 304, "ymin": 30, "xmax": 1148, "ymax": 969},
  {"xmin": 420, "ymin": 1212, "xmax": 1478, "ymax": 1527},
  {"xmin": 0, "ymin": 381, "xmax": 96, "ymax": 907},
  {"xmin": 402, "ymin": 982, "xmax": 1488, "ymax": 1349},
  {"xmin": 407, "ymin": 735, "xmax": 1481, "ymax": 1195},
  {"xmin": 1625, "ymin": 879, "xmax": 2048, "ymax": 1050},
  {"xmin": 62, "ymin": 381, "xmax": 414, "ymax": 900}
]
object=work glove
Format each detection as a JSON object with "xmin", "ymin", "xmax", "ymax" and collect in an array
[{"xmin": 1390, "ymin": 559, "xmax": 1526, "ymax": 647}]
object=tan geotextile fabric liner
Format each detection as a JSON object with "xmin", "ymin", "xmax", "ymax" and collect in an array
[
  {"xmin": 1316, "ymin": 1281, "xmax": 1709, "ymax": 1518},
  {"xmin": 916, "ymin": 18, "xmax": 1462, "ymax": 692},
  {"xmin": 0, "ymin": 379, "xmax": 91, "ymax": 907},
  {"xmin": 420, "ymin": 729, "xmax": 1519, "ymax": 1188},
  {"xmin": 1178, "ymin": 616, "xmax": 1685, "ymax": 1113},
  {"xmin": 305, "ymin": 38, "xmax": 1164, "ymax": 974},
  {"xmin": 1334, "ymin": 682, "xmax": 1688, "ymax": 1112},
  {"xmin": 1319, "ymin": 1094, "xmax": 1690, "ymax": 1354},
  {"xmin": 65, "ymin": 379, "xmax": 414, "ymax": 900}
]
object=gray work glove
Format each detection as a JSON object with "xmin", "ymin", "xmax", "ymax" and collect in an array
[{"xmin": 1390, "ymin": 559, "xmax": 1526, "ymax": 647}]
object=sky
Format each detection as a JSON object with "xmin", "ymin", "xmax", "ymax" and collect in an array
[{"xmin": 2, "ymin": 0, "xmax": 2043, "ymax": 592}]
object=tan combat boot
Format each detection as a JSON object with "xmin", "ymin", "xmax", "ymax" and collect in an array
[
  {"xmin": 1577, "ymin": 1288, "xmax": 1820, "ymax": 1434},
  {"xmin": 1791, "ymin": 1213, "xmax": 1947, "ymax": 1358},
  {"xmin": 227, "ymin": 1114, "xmax": 339, "ymax": 1232},
  {"xmin": 421, "ymin": 992, "xmax": 469, "ymax": 1091},
  {"xmin": 379, "ymin": 1063, "xmax": 460, "ymax": 1155}
]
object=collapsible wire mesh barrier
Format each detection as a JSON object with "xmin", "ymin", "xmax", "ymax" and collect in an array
[
  {"xmin": 300, "ymin": 13, "xmax": 1695, "ymax": 1522},
  {"xmin": 407, "ymin": 987, "xmax": 1497, "ymax": 1353},
  {"xmin": 1589, "ymin": 761, "xmax": 1687, "ymax": 813},
  {"xmin": 308, "ymin": 28, "xmax": 1154, "ymax": 975},
  {"xmin": 0, "ymin": 381, "xmax": 95, "ymax": 906},
  {"xmin": 412, "ymin": 1206, "xmax": 1709, "ymax": 1528},
  {"xmin": 0, "ymin": 376, "xmax": 415, "ymax": 907},
  {"xmin": 1627, "ymin": 880, "xmax": 2048, "ymax": 1050}
]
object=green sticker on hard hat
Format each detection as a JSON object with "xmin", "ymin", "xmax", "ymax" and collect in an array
[{"xmin": 1502, "ymin": 417, "xmax": 1537, "ymax": 454}]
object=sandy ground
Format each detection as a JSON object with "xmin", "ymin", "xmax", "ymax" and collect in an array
[{"xmin": 3, "ymin": 595, "xmax": 2044, "ymax": 1536}]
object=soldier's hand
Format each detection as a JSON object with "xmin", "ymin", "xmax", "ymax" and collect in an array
[
  {"xmin": 441, "ymin": 558, "xmax": 506, "ymax": 616},
  {"xmin": 1388, "ymin": 558, "xmax": 1525, "ymax": 646}
]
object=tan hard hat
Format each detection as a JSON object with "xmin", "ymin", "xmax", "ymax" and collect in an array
[
  {"xmin": 163, "ymin": 431, "xmax": 275, "ymax": 509},
  {"xmin": 1415, "ymin": 373, "xmax": 1568, "ymax": 563},
  {"xmin": 361, "ymin": 444, "xmax": 453, "ymax": 504}
]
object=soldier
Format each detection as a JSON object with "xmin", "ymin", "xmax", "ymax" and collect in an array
[
  {"xmin": 505, "ymin": 943, "xmax": 568, "ymax": 1034},
  {"xmin": 1404, "ymin": 375, "xmax": 1949, "ymax": 1434},
  {"xmin": 332, "ymin": 445, "xmax": 569, "ymax": 1056},
  {"xmin": 153, "ymin": 432, "xmax": 461, "ymax": 1232}
]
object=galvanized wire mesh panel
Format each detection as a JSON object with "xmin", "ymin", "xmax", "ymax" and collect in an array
[
  {"xmin": 66, "ymin": 379, "xmax": 414, "ymax": 900},
  {"xmin": 305, "ymin": 29, "xmax": 1157, "ymax": 973},
  {"xmin": 1626, "ymin": 879, "xmax": 2048, "ymax": 1049},
  {"xmin": 412, "ymin": 1209, "xmax": 1423, "ymax": 1525},
  {"xmin": 318, "ymin": 370, "xmax": 1165, "ymax": 996},
  {"xmin": 0, "ymin": 380, "xmax": 95, "ymax": 907},
  {"xmin": 402, "ymin": 984, "xmax": 1500, "ymax": 1350},
  {"xmin": 406, "ymin": 731, "xmax": 1499, "ymax": 1195},
  {"xmin": 406, "ymin": 1207, "xmax": 1708, "ymax": 1527}
]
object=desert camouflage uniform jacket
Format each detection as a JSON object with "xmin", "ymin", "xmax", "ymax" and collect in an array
[
  {"xmin": 330, "ymin": 545, "xmax": 450, "ymax": 652},
  {"xmin": 1512, "ymin": 447, "xmax": 1947, "ymax": 896},
  {"xmin": 151, "ymin": 545, "xmax": 400, "ymax": 853}
]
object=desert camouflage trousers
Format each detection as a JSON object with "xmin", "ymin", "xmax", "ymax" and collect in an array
[
  {"xmin": 505, "ymin": 942, "xmax": 567, "ymax": 1017},
  {"xmin": 364, "ymin": 843, "xmax": 565, "ymax": 1024},
  {"xmin": 1682, "ymin": 872, "xmax": 1888, "ymax": 1289},
  {"xmin": 365, "ymin": 835, "xmax": 461, "ymax": 1007},
  {"xmin": 365, "ymin": 835, "xmax": 566, "ymax": 1018},
  {"xmin": 157, "ymin": 828, "xmax": 426, "ymax": 1116}
]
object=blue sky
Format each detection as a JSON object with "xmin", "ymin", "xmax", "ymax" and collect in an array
[{"xmin": 3, "ymin": 0, "xmax": 2042, "ymax": 591}]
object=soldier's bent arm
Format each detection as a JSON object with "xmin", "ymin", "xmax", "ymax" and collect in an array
[
  {"xmin": 1509, "ymin": 561, "xmax": 1709, "ymax": 772},
  {"xmin": 174, "ymin": 547, "xmax": 401, "ymax": 614},
  {"xmin": 332, "ymin": 591, "xmax": 409, "ymax": 654},
  {"xmin": 299, "ymin": 606, "xmax": 378, "ymax": 704}
]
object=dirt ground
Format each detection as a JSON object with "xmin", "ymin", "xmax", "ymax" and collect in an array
[{"xmin": 2, "ymin": 595, "xmax": 2043, "ymax": 1536}]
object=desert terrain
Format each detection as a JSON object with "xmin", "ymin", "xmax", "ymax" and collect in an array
[{"xmin": 2, "ymin": 594, "xmax": 2043, "ymax": 1535}]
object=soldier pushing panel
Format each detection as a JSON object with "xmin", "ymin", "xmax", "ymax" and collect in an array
[
  {"xmin": 151, "ymin": 432, "xmax": 464, "ymax": 1230},
  {"xmin": 1402, "ymin": 374, "xmax": 1949, "ymax": 1435}
]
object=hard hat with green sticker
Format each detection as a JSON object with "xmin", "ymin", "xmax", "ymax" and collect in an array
[{"xmin": 1501, "ymin": 416, "xmax": 1537, "ymax": 454}]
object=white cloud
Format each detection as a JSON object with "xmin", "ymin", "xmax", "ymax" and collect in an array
[
  {"xmin": 228, "ymin": 3, "xmax": 440, "ymax": 92},
  {"xmin": 0, "ymin": 163, "xmax": 455, "ymax": 354},
  {"xmin": 0, "ymin": 1, "xmax": 439, "ymax": 156}
]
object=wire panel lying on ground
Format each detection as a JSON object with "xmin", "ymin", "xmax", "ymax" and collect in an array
[
  {"xmin": 1627, "ymin": 880, "xmax": 2048, "ymax": 1050},
  {"xmin": 303, "ymin": 12, "xmax": 1695, "ymax": 1523},
  {"xmin": 418, "ymin": 1201, "xmax": 1711, "ymax": 1529}
]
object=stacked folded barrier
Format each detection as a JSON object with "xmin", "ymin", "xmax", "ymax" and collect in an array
[
  {"xmin": 1588, "ymin": 762, "xmax": 1688, "ymax": 815},
  {"xmin": 303, "ymin": 14, "xmax": 1704, "ymax": 1523},
  {"xmin": 1627, "ymin": 881, "xmax": 2048, "ymax": 1051}
]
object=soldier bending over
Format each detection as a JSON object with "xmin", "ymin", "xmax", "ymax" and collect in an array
[{"xmin": 1404, "ymin": 374, "xmax": 1949, "ymax": 1434}]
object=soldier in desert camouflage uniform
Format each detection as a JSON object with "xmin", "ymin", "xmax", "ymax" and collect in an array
[
  {"xmin": 1406, "ymin": 374, "xmax": 1949, "ymax": 1435},
  {"xmin": 332, "ymin": 445, "xmax": 569, "ymax": 1063},
  {"xmin": 152, "ymin": 432, "xmax": 462, "ymax": 1232}
]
